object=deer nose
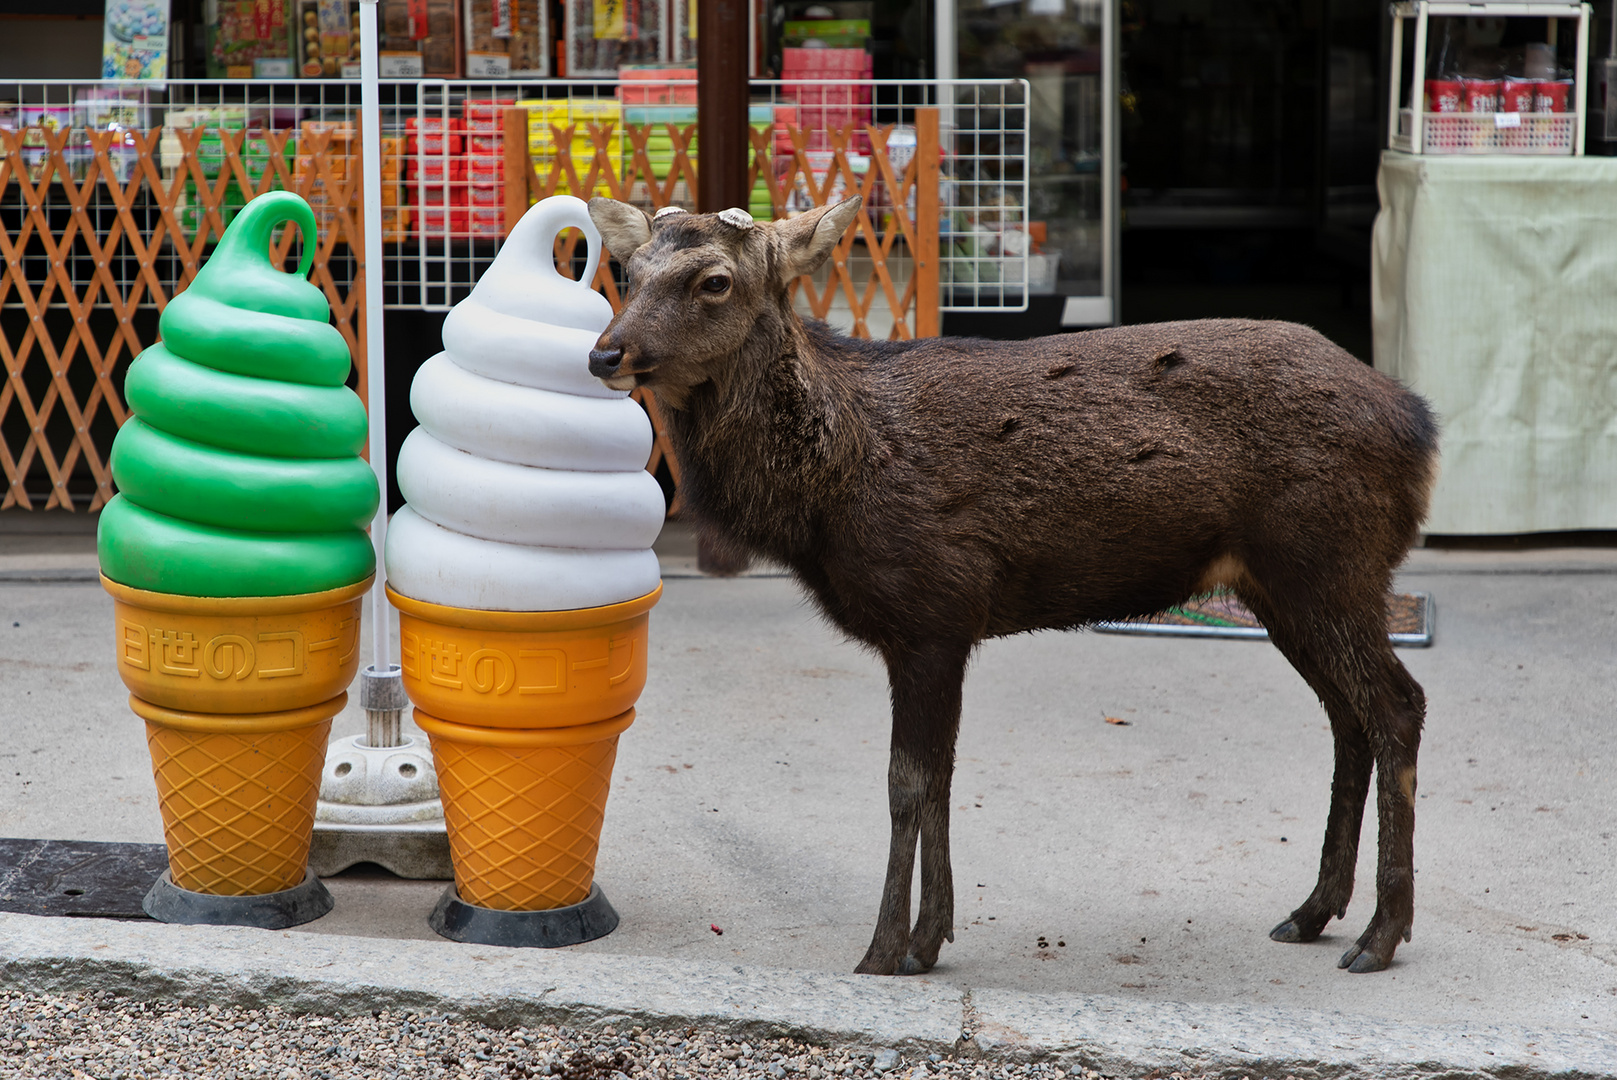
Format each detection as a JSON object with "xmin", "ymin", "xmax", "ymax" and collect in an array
[{"xmin": 588, "ymin": 347, "xmax": 623, "ymax": 378}]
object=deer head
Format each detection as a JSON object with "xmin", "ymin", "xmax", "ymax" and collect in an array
[{"xmin": 586, "ymin": 196, "xmax": 863, "ymax": 409}]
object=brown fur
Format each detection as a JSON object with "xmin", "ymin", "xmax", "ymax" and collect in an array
[{"xmin": 587, "ymin": 197, "xmax": 1438, "ymax": 976}]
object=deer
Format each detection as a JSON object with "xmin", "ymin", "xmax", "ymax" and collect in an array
[{"xmin": 584, "ymin": 195, "xmax": 1438, "ymax": 977}]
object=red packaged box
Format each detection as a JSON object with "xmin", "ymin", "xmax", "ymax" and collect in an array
[
  {"xmin": 463, "ymin": 98, "xmax": 515, "ymax": 123},
  {"xmin": 465, "ymin": 154, "xmax": 504, "ymax": 182},
  {"xmin": 416, "ymin": 206, "xmax": 469, "ymax": 236},
  {"xmin": 1500, "ymin": 77, "xmax": 1535, "ymax": 112},
  {"xmin": 466, "ymin": 132, "xmax": 503, "ymax": 154},
  {"xmin": 468, "ymin": 207, "xmax": 504, "ymax": 235},
  {"xmin": 782, "ymin": 47, "xmax": 868, "ymax": 78},
  {"xmin": 406, "ymin": 133, "xmax": 464, "ymax": 155},
  {"xmin": 467, "ymin": 181, "xmax": 503, "ymax": 207},
  {"xmin": 791, "ymin": 85, "xmax": 858, "ymax": 107},
  {"xmin": 1461, "ymin": 77, "xmax": 1500, "ymax": 113},
  {"xmin": 781, "ymin": 47, "xmax": 827, "ymax": 75},
  {"xmin": 408, "ymin": 180, "xmax": 467, "ymax": 205},
  {"xmin": 405, "ymin": 116, "xmax": 464, "ymax": 133},
  {"xmin": 1534, "ymin": 79, "xmax": 1572, "ymax": 113},
  {"xmin": 409, "ymin": 156, "xmax": 466, "ymax": 182}
]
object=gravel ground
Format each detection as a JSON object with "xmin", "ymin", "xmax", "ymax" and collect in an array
[{"xmin": 0, "ymin": 989, "xmax": 1238, "ymax": 1080}]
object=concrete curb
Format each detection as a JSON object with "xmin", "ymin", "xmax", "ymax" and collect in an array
[
  {"xmin": 3, "ymin": 913, "xmax": 1614, "ymax": 1079},
  {"xmin": 967, "ymin": 988, "xmax": 1617, "ymax": 1080}
]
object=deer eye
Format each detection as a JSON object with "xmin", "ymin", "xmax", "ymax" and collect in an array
[{"xmin": 700, "ymin": 275, "xmax": 731, "ymax": 294}]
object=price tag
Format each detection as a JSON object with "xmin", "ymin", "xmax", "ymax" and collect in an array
[
  {"xmin": 1495, "ymin": 112, "xmax": 1522, "ymax": 128},
  {"xmin": 378, "ymin": 51, "xmax": 425, "ymax": 77},
  {"xmin": 465, "ymin": 52, "xmax": 512, "ymax": 78}
]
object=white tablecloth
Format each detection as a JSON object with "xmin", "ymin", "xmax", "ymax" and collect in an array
[{"xmin": 1372, "ymin": 149, "xmax": 1617, "ymax": 534}]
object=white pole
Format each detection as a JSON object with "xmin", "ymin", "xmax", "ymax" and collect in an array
[
  {"xmin": 359, "ymin": 0, "xmax": 390, "ymax": 681},
  {"xmin": 934, "ymin": 0, "xmax": 956, "ymax": 83}
]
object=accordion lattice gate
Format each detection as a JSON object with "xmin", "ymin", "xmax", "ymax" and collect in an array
[{"xmin": 2, "ymin": 106, "xmax": 941, "ymax": 513}]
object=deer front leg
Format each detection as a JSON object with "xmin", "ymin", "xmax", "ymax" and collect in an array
[
  {"xmin": 855, "ymin": 642, "xmax": 968, "ymax": 976},
  {"xmin": 899, "ymin": 758, "xmax": 956, "ymax": 974}
]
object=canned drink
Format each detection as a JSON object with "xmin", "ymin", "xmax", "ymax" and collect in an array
[
  {"xmin": 1425, "ymin": 79, "xmax": 1463, "ymax": 112},
  {"xmin": 1501, "ymin": 77, "xmax": 1536, "ymax": 112},
  {"xmin": 1462, "ymin": 78, "xmax": 1502, "ymax": 113},
  {"xmin": 1533, "ymin": 79, "xmax": 1572, "ymax": 113}
]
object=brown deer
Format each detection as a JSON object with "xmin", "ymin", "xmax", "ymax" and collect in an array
[{"xmin": 585, "ymin": 196, "xmax": 1437, "ymax": 977}]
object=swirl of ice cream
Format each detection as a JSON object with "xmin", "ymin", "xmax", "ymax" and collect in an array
[
  {"xmin": 384, "ymin": 195, "xmax": 664, "ymax": 611},
  {"xmin": 98, "ymin": 191, "xmax": 379, "ymax": 597}
]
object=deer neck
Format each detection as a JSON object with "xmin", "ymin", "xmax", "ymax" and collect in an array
[{"xmin": 662, "ymin": 307, "xmax": 867, "ymax": 558}]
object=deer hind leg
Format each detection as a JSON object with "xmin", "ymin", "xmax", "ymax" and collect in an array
[
  {"xmin": 1338, "ymin": 653, "xmax": 1424, "ymax": 972},
  {"xmin": 854, "ymin": 641, "xmax": 968, "ymax": 977},
  {"xmin": 1241, "ymin": 582, "xmax": 1425, "ymax": 972}
]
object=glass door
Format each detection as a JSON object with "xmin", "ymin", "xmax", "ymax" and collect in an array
[{"xmin": 948, "ymin": 0, "xmax": 1119, "ymax": 326}]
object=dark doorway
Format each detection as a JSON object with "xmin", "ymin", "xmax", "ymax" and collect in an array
[{"xmin": 1118, "ymin": 0, "xmax": 1385, "ymax": 361}]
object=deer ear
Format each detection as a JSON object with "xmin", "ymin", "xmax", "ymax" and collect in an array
[
  {"xmin": 588, "ymin": 198, "xmax": 653, "ymax": 261},
  {"xmin": 777, "ymin": 196, "xmax": 863, "ymax": 279}
]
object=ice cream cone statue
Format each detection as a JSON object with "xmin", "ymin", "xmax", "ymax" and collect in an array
[
  {"xmin": 99, "ymin": 192, "xmax": 378, "ymax": 927},
  {"xmin": 385, "ymin": 195, "xmax": 663, "ymax": 945}
]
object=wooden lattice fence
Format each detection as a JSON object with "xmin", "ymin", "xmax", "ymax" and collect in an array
[
  {"xmin": 501, "ymin": 106, "xmax": 942, "ymax": 512},
  {"xmin": 2, "ymin": 105, "xmax": 940, "ymax": 512}
]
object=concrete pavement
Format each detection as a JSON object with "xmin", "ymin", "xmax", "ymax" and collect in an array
[{"xmin": 2, "ymin": 512, "xmax": 1615, "ymax": 1076}]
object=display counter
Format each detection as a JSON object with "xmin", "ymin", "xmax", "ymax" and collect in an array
[{"xmin": 1372, "ymin": 149, "xmax": 1617, "ymax": 534}]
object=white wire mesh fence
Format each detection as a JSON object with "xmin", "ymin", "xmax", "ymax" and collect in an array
[{"xmin": 1, "ymin": 77, "xmax": 1029, "ymax": 315}]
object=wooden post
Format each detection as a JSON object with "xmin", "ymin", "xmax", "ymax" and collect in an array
[
  {"xmin": 697, "ymin": 0, "xmax": 749, "ymax": 212},
  {"xmin": 914, "ymin": 108, "xmax": 942, "ymax": 338},
  {"xmin": 695, "ymin": 0, "xmax": 753, "ymax": 568},
  {"xmin": 504, "ymin": 107, "xmax": 530, "ymax": 234}
]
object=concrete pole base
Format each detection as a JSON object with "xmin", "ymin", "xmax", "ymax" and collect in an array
[
  {"xmin": 308, "ymin": 821, "xmax": 453, "ymax": 879},
  {"xmin": 311, "ymin": 732, "xmax": 453, "ymax": 878}
]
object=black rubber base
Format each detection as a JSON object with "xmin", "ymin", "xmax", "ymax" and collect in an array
[
  {"xmin": 142, "ymin": 869, "xmax": 334, "ymax": 929},
  {"xmin": 428, "ymin": 882, "xmax": 619, "ymax": 947}
]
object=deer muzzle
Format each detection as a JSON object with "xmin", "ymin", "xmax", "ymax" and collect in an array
[
  {"xmin": 588, "ymin": 345, "xmax": 640, "ymax": 392},
  {"xmin": 588, "ymin": 347, "xmax": 624, "ymax": 379}
]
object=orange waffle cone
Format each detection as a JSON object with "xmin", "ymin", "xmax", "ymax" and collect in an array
[
  {"xmin": 103, "ymin": 576, "xmax": 370, "ymax": 714},
  {"xmin": 136, "ymin": 694, "xmax": 345, "ymax": 896},
  {"xmin": 387, "ymin": 585, "xmax": 660, "ymax": 729},
  {"xmin": 414, "ymin": 709, "xmax": 635, "ymax": 910}
]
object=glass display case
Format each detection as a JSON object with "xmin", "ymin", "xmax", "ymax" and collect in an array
[
  {"xmin": 1388, "ymin": 1, "xmax": 1590, "ymax": 156},
  {"xmin": 949, "ymin": 0, "xmax": 1118, "ymax": 326}
]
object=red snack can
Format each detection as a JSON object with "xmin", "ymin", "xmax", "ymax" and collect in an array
[
  {"xmin": 1534, "ymin": 79, "xmax": 1572, "ymax": 113},
  {"xmin": 1461, "ymin": 78, "xmax": 1501, "ymax": 113},
  {"xmin": 1501, "ymin": 77, "xmax": 1536, "ymax": 112},
  {"xmin": 1425, "ymin": 79, "xmax": 1463, "ymax": 112}
]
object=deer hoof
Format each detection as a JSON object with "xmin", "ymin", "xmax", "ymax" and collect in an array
[
  {"xmin": 1337, "ymin": 943, "xmax": 1391, "ymax": 973},
  {"xmin": 854, "ymin": 945, "xmax": 905, "ymax": 976},
  {"xmin": 897, "ymin": 954, "xmax": 933, "ymax": 976},
  {"xmin": 1269, "ymin": 918, "xmax": 1308, "ymax": 944}
]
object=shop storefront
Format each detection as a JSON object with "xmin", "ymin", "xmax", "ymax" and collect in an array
[
  {"xmin": 0, "ymin": 0, "xmax": 1012, "ymax": 512},
  {"xmin": 5, "ymin": 0, "xmax": 1614, "ymax": 532}
]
